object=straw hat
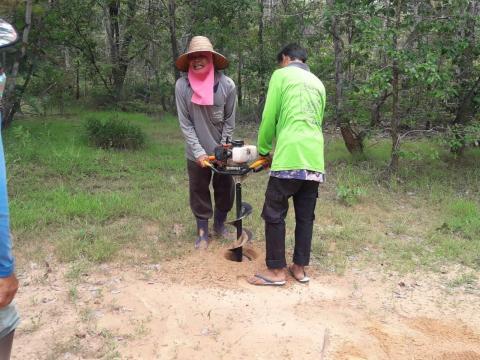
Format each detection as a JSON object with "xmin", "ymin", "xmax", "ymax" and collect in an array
[{"xmin": 175, "ymin": 36, "xmax": 229, "ymax": 72}]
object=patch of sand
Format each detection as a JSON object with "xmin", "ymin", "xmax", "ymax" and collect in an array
[{"xmin": 11, "ymin": 243, "xmax": 480, "ymax": 359}]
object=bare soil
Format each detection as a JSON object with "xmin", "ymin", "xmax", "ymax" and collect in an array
[{"xmin": 12, "ymin": 243, "xmax": 480, "ymax": 360}]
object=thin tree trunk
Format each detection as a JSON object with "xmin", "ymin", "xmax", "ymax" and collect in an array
[
  {"xmin": 257, "ymin": 0, "xmax": 266, "ymax": 109},
  {"xmin": 2, "ymin": 0, "xmax": 33, "ymax": 128},
  {"xmin": 84, "ymin": 68, "xmax": 87, "ymax": 97},
  {"xmin": 75, "ymin": 60, "xmax": 80, "ymax": 100},
  {"xmin": 237, "ymin": 49, "xmax": 243, "ymax": 107},
  {"xmin": 370, "ymin": 91, "xmax": 391, "ymax": 127},
  {"xmin": 5, "ymin": 64, "xmax": 34, "ymax": 126},
  {"xmin": 452, "ymin": 0, "xmax": 478, "ymax": 126},
  {"xmin": 390, "ymin": 61, "xmax": 400, "ymax": 171},
  {"xmin": 104, "ymin": 0, "xmax": 137, "ymax": 100},
  {"xmin": 389, "ymin": 0, "xmax": 401, "ymax": 172},
  {"xmin": 448, "ymin": 1, "xmax": 478, "ymax": 154},
  {"xmin": 168, "ymin": 0, "xmax": 179, "ymax": 81}
]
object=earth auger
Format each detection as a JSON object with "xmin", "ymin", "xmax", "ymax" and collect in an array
[{"xmin": 203, "ymin": 139, "xmax": 269, "ymax": 261}]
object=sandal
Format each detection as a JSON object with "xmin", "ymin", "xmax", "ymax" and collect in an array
[
  {"xmin": 247, "ymin": 274, "xmax": 286, "ymax": 286},
  {"xmin": 288, "ymin": 266, "xmax": 310, "ymax": 283}
]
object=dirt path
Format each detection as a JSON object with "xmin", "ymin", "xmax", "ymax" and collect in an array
[{"xmin": 12, "ymin": 244, "xmax": 480, "ymax": 359}]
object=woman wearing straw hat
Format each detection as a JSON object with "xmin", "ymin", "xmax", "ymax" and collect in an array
[{"xmin": 175, "ymin": 36, "xmax": 236, "ymax": 250}]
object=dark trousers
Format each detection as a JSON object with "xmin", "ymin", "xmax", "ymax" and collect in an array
[
  {"xmin": 262, "ymin": 176, "xmax": 319, "ymax": 269},
  {"xmin": 187, "ymin": 159, "xmax": 234, "ymax": 220},
  {"xmin": 0, "ymin": 330, "xmax": 14, "ymax": 360}
]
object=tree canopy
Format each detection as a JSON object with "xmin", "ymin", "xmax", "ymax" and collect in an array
[{"xmin": 1, "ymin": 0, "xmax": 479, "ymax": 171}]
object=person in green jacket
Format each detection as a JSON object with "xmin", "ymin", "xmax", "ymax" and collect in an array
[{"xmin": 248, "ymin": 43, "xmax": 326, "ymax": 286}]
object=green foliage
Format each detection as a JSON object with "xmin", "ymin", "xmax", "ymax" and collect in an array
[
  {"xmin": 443, "ymin": 123, "xmax": 480, "ymax": 152},
  {"xmin": 85, "ymin": 116, "xmax": 146, "ymax": 150},
  {"xmin": 27, "ymin": 63, "xmax": 75, "ymax": 114},
  {"xmin": 4, "ymin": 0, "xmax": 479, "ymax": 175},
  {"xmin": 336, "ymin": 185, "xmax": 366, "ymax": 206}
]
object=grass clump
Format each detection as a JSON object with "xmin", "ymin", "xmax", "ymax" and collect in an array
[
  {"xmin": 443, "ymin": 199, "xmax": 480, "ymax": 240},
  {"xmin": 56, "ymin": 228, "xmax": 120, "ymax": 263},
  {"xmin": 85, "ymin": 116, "xmax": 145, "ymax": 150},
  {"xmin": 447, "ymin": 272, "xmax": 478, "ymax": 288}
]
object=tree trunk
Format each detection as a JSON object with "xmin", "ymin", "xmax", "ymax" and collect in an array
[
  {"xmin": 237, "ymin": 49, "xmax": 243, "ymax": 107},
  {"xmin": 452, "ymin": 1, "xmax": 478, "ymax": 126},
  {"xmin": 370, "ymin": 91, "xmax": 390, "ymax": 127},
  {"xmin": 327, "ymin": 0, "xmax": 363, "ymax": 154},
  {"xmin": 160, "ymin": 95, "xmax": 167, "ymax": 112},
  {"xmin": 75, "ymin": 60, "xmax": 80, "ymax": 100},
  {"xmin": 390, "ymin": 60, "xmax": 400, "ymax": 171},
  {"xmin": 257, "ymin": 0, "xmax": 266, "ymax": 109},
  {"xmin": 103, "ymin": 0, "xmax": 137, "ymax": 101},
  {"xmin": 448, "ymin": 1, "xmax": 479, "ymax": 154},
  {"xmin": 453, "ymin": 75, "xmax": 480, "ymax": 126},
  {"xmin": 328, "ymin": 0, "xmax": 343, "ymax": 128},
  {"xmin": 2, "ymin": 0, "xmax": 33, "ymax": 128},
  {"xmin": 340, "ymin": 125, "xmax": 364, "ymax": 154},
  {"xmin": 389, "ymin": 0, "xmax": 401, "ymax": 173},
  {"xmin": 84, "ymin": 68, "xmax": 87, "ymax": 97},
  {"xmin": 168, "ymin": 0, "xmax": 180, "ymax": 81}
]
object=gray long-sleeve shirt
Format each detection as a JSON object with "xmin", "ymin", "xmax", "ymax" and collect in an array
[{"xmin": 175, "ymin": 72, "xmax": 236, "ymax": 161}]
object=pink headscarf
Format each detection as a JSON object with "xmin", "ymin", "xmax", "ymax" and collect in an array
[{"xmin": 188, "ymin": 53, "xmax": 214, "ymax": 106}]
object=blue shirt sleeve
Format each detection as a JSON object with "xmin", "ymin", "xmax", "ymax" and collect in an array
[{"xmin": 0, "ymin": 113, "xmax": 14, "ymax": 278}]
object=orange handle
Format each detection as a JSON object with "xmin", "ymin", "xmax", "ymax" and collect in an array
[
  {"xmin": 249, "ymin": 158, "xmax": 269, "ymax": 169},
  {"xmin": 202, "ymin": 160, "xmax": 213, "ymax": 168}
]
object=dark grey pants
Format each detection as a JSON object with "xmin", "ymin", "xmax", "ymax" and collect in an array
[
  {"xmin": 0, "ymin": 330, "xmax": 14, "ymax": 360},
  {"xmin": 187, "ymin": 160, "xmax": 234, "ymax": 220},
  {"xmin": 262, "ymin": 176, "xmax": 319, "ymax": 269}
]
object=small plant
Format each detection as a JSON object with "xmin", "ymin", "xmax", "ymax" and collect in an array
[
  {"xmin": 444, "ymin": 123, "xmax": 480, "ymax": 154},
  {"xmin": 68, "ymin": 285, "xmax": 79, "ymax": 303},
  {"xmin": 79, "ymin": 307, "xmax": 95, "ymax": 323},
  {"xmin": 11, "ymin": 125, "xmax": 32, "ymax": 147},
  {"xmin": 336, "ymin": 185, "xmax": 366, "ymax": 206},
  {"xmin": 85, "ymin": 116, "xmax": 145, "ymax": 150}
]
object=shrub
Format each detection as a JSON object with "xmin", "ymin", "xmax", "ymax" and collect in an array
[
  {"xmin": 444, "ymin": 123, "xmax": 480, "ymax": 153},
  {"xmin": 85, "ymin": 116, "xmax": 145, "ymax": 150},
  {"xmin": 336, "ymin": 185, "xmax": 366, "ymax": 206}
]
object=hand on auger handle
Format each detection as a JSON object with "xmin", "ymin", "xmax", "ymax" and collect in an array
[
  {"xmin": 203, "ymin": 140, "xmax": 270, "ymax": 261},
  {"xmin": 202, "ymin": 156, "xmax": 270, "ymax": 175}
]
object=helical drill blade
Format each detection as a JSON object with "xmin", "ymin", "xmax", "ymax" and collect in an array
[{"xmin": 226, "ymin": 202, "xmax": 252, "ymax": 224}]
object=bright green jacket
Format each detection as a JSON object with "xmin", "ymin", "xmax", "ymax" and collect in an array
[{"xmin": 258, "ymin": 63, "xmax": 326, "ymax": 172}]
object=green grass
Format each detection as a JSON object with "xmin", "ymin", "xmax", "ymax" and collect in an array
[
  {"xmin": 6, "ymin": 111, "xmax": 189, "ymax": 264},
  {"xmin": 447, "ymin": 272, "xmax": 478, "ymax": 288},
  {"xmin": 5, "ymin": 110, "xmax": 480, "ymax": 275},
  {"xmin": 444, "ymin": 199, "xmax": 480, "ymax": 240}
]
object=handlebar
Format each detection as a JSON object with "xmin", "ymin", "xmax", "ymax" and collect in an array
[{"xmin": 202, "ymin": 158, "xmax": 270, "ymax": 176}]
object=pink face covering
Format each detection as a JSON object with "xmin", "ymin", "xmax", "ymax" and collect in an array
[{"xmin": 188, "ymin": 53, "xmax": 214, "ymax": 106}]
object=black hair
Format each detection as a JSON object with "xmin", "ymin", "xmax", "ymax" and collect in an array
[{"xmin": 276, "ymin": 43, "xmax": 307, "ymax": 63}]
